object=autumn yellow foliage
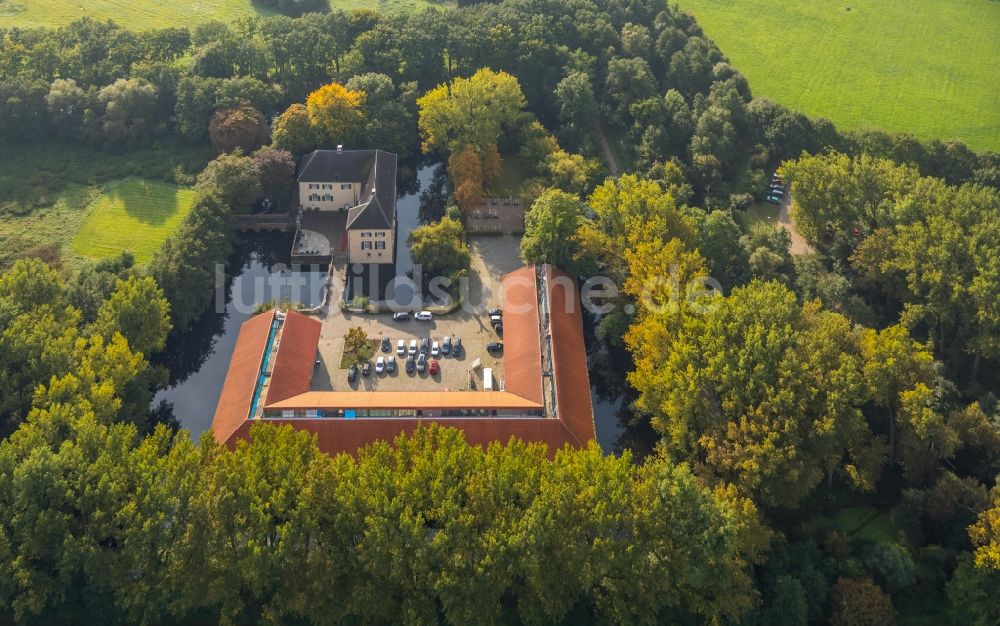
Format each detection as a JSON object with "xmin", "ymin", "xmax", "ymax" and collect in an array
[{"xmin": 305, "ymin": 83, "xmax": 365, "ymax": 143}]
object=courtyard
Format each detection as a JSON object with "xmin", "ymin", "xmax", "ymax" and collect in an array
[{"xmin": 314, "ymin": 234, "xmax": 524, "ymax": 393}]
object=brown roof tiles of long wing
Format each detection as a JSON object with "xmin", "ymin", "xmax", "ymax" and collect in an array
[
  {"xmin": 499, "ymin": 266, "xmax": 544, "ymax": 404},
  {"xmin": 264, "ymin": 310, "xmax": 322, "ymax": 406},
  {"xmin": 210, "ymin": 310, "xmax": 275, "ymax": 445},
  {"xmin": 544, "ymin": 266, "xmax": 596, "ymax": 446}
]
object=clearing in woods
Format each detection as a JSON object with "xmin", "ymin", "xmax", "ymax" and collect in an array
[{"xmin": 71, "ymin": 178, "xmax": 198, "ymax": 264}]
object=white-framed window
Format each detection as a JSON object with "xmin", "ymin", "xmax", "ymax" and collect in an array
[
  {"xmin": 375, "ymin": 240, "xmax": 386, "ymax": 250},
  {"xmin": 361, "ymin": 231, "xmax": 372, "ymax": 237},
  {"xmin": 375, "ymin": 231, "xmax": 386, "ymax": 237},
  {"xmin": 361, "ymin": 241, "xmax": 372, "ymax": 250},
  {"xmin": 308, "ymin": 183, "xmax": 318, "ymax": 190},
  {"xmin": 341, "ymin": 183, "xmax": 352, "ymax": 190}
]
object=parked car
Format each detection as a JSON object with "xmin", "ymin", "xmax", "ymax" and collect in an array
[
  {"xmin": 420, "ymin": 337, "xmax": 429, "ymax": 353},
  {"xmin": 452, "ymin": 337, "xmax": 462, "ymax": 356},
  {"xmin": 442, "ymin": 336, "xmax": 452, "ymax": 355},
  {"xmin": 408, "ymin": 339, "xmax": 417, "ymax": 355},
  {"xmin": 348, "ymin": 365, "xmax": 358, "ymax": 382},
  {"xmin": 386, "ymin": 356, "xmax": 396, "ymax": 374},
  {"xmin": 405, "ymin": 355, "xmax": 415, "ymax": 373},
  {"xmin": 489, "ymin": 314, "xmax": 503, "ymax": 327},
  {"xmin": 416, "ymin": 353, "xmax": 426, "ymax": 373},
  {"xmin": 361, "ymin": 361, "xmax": 371, "ymax": 377},
  {"xmin": 393, "ymin": 311, "xmax": 410, "ymax": 321},
  {"xmin": 431, "ymin": 341, "xmax": 440, "ymax": 357},
  {"xmin": 488, "ymin": 307, "xmax": 502, "ymax": 317},
  {"xmin": 375, "ymin": 356, "xmax": 385, "ymax": 374},
  {"xmin": 380, "ymin": 336, "xmax": 391, "ymax": 352},
  {"xmin": 414, "ymin": 311, "xmax": 433, "ymax": 321},
  {"xmin": 429, "ymin": 359, "xmax": 439, "ymax": 375},
  {"xmin": 494, "ymin": 323, "xmax": 503, "ymax": 335},
  {"xmin": 766, "ymin": 194, "xmax": 781, "ymax": 204},
  {"xmin": 487, "ymin": 342, "xmax": 503, "ymax": 354},
  {"xmin": 396, "ymin": 339, "xmax": 405, "ymax": 356}
]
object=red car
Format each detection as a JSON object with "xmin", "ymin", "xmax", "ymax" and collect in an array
[{"xmin": 429, "ymin": 360, "xmax": 440, "ymax": 375}]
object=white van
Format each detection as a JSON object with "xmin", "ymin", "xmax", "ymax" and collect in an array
[{"xmin": 483, "ymin": 368, "xmax": 494, "ymax": 391}]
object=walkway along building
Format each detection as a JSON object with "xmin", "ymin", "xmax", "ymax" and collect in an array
[{"xmin": 210, "ymin": 266, "xmax": 596, "ymax": 455}]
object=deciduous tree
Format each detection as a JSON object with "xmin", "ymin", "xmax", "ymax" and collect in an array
[
  {"xmin": 520, "ymin": 189, "xmax": 589, "ymax": 270},
  {"xmin": 408, "ymin": 216, "xmax": 470, "ymax": 277},
  {"xmin": 417, "ymin": 68, "xmax": 526, "ymax": 155},
  {"xmin": 208, "ymin": 104, "xmax": 270, "ymax": 154},
  {"xmin": 305, "ymin": 82, "xmax": 365, "ymax": 144}
]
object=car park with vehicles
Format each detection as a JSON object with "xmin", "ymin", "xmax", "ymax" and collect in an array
[
  {"xmin": 452, "ymin": 337, "xmax": 462, "ymax": 356},
  {"xmin": 420, "ymin": 337, "xmax": 429, "ymax": 353},
  {"xmin": 442, "ymin": 336, "xmax": 451, "ymax": 355},
  {"xmin": 386, "ymin": 357, "xmax": 396, "ymax": 374},
  {"xmin": 414, "ymin": 311, "xmax": 433, "ymax": 321},
  {"xmin": 416, "ymin": 353, "xmax": 426, "ymax": 373},
  {"xmin": 487, "ymin": 342, "xmax": 503, "ymax": 354},
  {"xmin": 361, "ymin": 361, "xmax": 371, "ymax": 377},
  {"xmin": 405, "ymin": 355, "xmax": 415, "ymax": 373},
  {"xmin": 408, "ymin": 339, "xmax": 417, "ymax": 355},
  {"xmin": 431, "ymin": 341, "xmax": 440, "ymax": 357},
  {"xmin": 392, "ymin": 311, "xmax": 409, "ymax": 321},
  {"xmin": 396, "ymin": 339, "xmax": 405, "ymax": 356},
  {"xmin": 380, "ymin": 336, "xmax": 391, "ymax": 352},
  {"xmin": 375, "ymin": 356, "xmax": 385, "ymax": 374},
  {"xmin": 348, "ymin": 365, "xmax": 358, "ymax": 382}
]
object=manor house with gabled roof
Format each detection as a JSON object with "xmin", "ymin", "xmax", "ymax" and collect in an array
[{"xmin": 297, "ymin": 147, "xmax": 396, "ymax": 265}]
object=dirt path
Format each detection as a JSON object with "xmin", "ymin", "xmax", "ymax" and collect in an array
[
  {"xmin": 777, "ymin": 193, "xmax": 813, "ymax": 256},
  {"xmin": 596, "ymin": 125, "xmax": 620, "ymax": 176}
]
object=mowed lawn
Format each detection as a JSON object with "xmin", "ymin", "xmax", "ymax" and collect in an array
[
  {"xmin": 0, "ymin": 0, "xmax": 441, "ymax": 29},
  {"xmin": 71, "ymin": 178, "xmax": 197, "ymax": 264},
  {"xmin": 678, "ymin": 0, "xmax": 1000, "ymax": 151}
]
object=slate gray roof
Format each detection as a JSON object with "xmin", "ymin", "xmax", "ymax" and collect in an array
[{"xmin": 297, "ymin": 149, "xmax": 396, "ymax": 230}]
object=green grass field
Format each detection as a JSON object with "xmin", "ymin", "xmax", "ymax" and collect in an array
[
  {"xmin": 736, "ymin": 201, "xmax": 778, "ymax": 230},
  {"xmin": 0, "ymin": 0, "xmax": 443, "ymax": 29},
  {"xmin": 0, "ymin": 141, "xmax": 210, "ymax": 269},
  {"xmin": 71, "ymin": 178, "xmax": 197, "ymax": 264},
  {"xmin": 678, "ymin": 0, "xmax": 1000, "ymax": 151}
]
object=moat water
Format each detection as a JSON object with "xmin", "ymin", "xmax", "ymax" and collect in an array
[{"xmin": 153, "ymin": 165, "xmax": 630, "ymax": 452}]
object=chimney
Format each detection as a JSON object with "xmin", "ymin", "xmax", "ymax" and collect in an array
[{"xmin": 336, "ymin": 144, "xmax": 343, "ymax": 154}]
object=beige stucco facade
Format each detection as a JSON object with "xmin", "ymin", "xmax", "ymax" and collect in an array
[
  {"xmin": 347, "ymin": 228, "xmax": 394, "ymax": 264},
  {"xmin": 300, "ymin": 181, "xmax": 360, "ymax": 211}
]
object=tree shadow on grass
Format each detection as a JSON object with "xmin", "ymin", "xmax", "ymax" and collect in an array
[{"xmin": 115, "ymin": 179, "xmax": 183, "ymax": 226}]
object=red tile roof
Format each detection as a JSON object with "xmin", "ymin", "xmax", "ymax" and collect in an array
[
  {"xmin": 211, "ymin": 310, "xmax": 275, "ymax": 445},
  {"xmin": 229, "ymin": 417, "xmax": 577, "ymax": 458},
  {"xmin": 545, "ymin": 266, "xmax": 596, "ymax": 446},
  {"xmin": 264, "ymin": 310, "xmax": 322, "ymax": 405},
  {"xmin": 500, "ymin": 266, "xmax": 544, "ymax": 404},
  {"xmin": 212, "ymin": 266, "xmax": 596, "ymax": 457}
]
